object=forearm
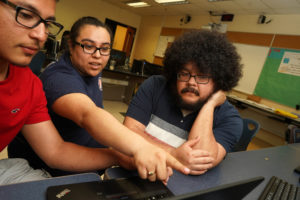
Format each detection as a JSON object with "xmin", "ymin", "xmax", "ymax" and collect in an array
[
  {"xmin": 82, "ymin": 107, "xmax": 151, "ymax": 157},
  {"xmin": 123, "ymin": 117, "xmax": 175, "ymax": 155},
  {"xmin": 47, "ymin": 143, "xmax": 119, "ymax": 172},
  {"xmin": 52, "ymin": 94, "xmax": 147, "ymax": 159},
  {"xmin": 109, "ymin": 148, "xmax": 136, "ymax": 170},
  {"xmin": 145, "ymin": 136, "xmax": 176, "ymax": 155},
  {"xmin": 188, "ymin": 103, "xmax": 222, "ymax": 165},
  {"xmin": 23, "ymin": 121, "xmax": 120, "ymax": 172}
]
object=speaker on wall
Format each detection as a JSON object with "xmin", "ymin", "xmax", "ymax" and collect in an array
[
  {"xmin": 221, "ymin": 14, "xmax": 234, "ymax": 22},
  {"xmin": 180, "ymin": 15, "xmax": 192, "ymax": 24},
  {"xmin": 257, "ymin": 15, "xmax": 266, "ymax": 24}
]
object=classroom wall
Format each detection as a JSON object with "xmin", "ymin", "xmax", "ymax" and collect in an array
[
  {"xmin": 132, "ymin": 14, "xmax": 300, "ymax": 112},
  {"xmin": 132, "ymin": 16, "xmax": 163, "ymax": 62},
  {"xmin": 55, "ymin": 0, "xmax": 141, "ymax": 44},
  {"xmin": 133, "ymin": 14, "xmax": 300, "ymax": 63}
]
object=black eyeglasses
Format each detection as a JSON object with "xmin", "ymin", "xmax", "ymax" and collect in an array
[
  {"xmin": 74, "ymin": 41, "xmax": 111, "ymax": 56},
  {"xmin": 0, "ymin": 0, "xmax": 64, "ymax": 37},
  {"xmin": 177, "ymin": 72, "xmax": 211, "ymax": 84}
]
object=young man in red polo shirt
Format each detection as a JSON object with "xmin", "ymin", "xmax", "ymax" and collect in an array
[{"xmin": 0, "ymin": 0, "xmax": 189, "ymax": 185}]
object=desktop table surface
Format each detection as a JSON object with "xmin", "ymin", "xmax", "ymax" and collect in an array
[
  {"xmin": 105, "ymin": 144, "xmax": 300, "ymax": 200},
  {"xmin": 0, "ymin": 172, "xmax": 100, "ymax": 200},
  {"xmin": 0, "ymin": 144, "xmax": 299, "ymax": 200},
  {"xmin": 227, "ymin": 95, "xmax": 300, "ymax": 126}
]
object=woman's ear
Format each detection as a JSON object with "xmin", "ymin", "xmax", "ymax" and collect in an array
[
  {"xmin": 67, "ymin": 40, "xmax": 72, "ymax": 51},
  {"xmin": 67, "ymin": 40, "xmax": 72, "ymax": 56}
]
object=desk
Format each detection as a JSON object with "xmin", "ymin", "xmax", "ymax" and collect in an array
[
  {"xmin": 102, "ymin": 68, "xmax": 148, "ymax": 104},
  {"xmin": 105, "ymin": 144, "xmax": 300, "ymax": 200},
  {"xmin": 227, "ymin": 94, "xmax": 300, "ymax": 127},
  {"xmin": 0, "ymin": 173, "xmax": 100, "ymax": 200},
  {"xmin": 227, "ymin": 95, "xmax": 300, "ymax": 141}
]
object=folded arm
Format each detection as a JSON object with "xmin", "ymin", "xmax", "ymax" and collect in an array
[
  {"xmin": 188, "ymin": 90, "xmax": 227, "ymax": 167},
  {"xmin": 124, "ymin": 117, "xmax": 214, "ymax": 175}
]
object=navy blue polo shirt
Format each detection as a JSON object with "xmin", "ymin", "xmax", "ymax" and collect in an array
[
  {"xmin": 40, "ymin": 52, "xmax": 105, "ymax": 148},
  {"xmin": 126, "ymin": 75, "xmax": 243, "ymax": 152}
]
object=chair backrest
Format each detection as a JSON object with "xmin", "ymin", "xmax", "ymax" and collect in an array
[
  {"xmin": 285, "ymin": 125, "xmax": 300, "ymax": 143},
  {"xmin": 233, "ymin": 118, "xmax": 260, "ymax": 152}
]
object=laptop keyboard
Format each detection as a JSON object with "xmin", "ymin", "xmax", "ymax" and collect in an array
[{"xmin": 258, "ymin": 176, "xmax": 300, "ymax": 200}]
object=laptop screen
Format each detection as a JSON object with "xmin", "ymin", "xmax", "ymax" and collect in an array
[{"xmin": 164, "ymin": 176, "xmax": 264, "ymax": 200}]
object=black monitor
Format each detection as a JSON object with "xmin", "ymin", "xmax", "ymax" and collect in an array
[
  {"xmin": 131, "ymin": 59, "xmax": 163, "ymax": 76},
  {"xmin": 143, "ymin": 61, "xmax": 163, "ymax": 76},
  {"xmin": 131, "ymin": 59, "xmax": 144, "ymax": 74},
  {"xmin": 44, "ymin": 37, "xmax": 59, "ymax": 61}
]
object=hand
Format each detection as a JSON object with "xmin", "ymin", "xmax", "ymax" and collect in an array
[
  {"xmin": 133, "ymin": 143, "xmax": 190, "ymax": 183},
  {"xmin": 172, "ymin": 138, "xmax": 214, "ymax": 175},
  {"xmin": 162, "ymin": 167, "xmax": 173, "ymax": 185},
  {"xmin": 207, "ymin": 90, "xmax": 226, "ymax": 108}
]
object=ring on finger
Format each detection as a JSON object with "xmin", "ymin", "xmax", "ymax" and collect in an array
[{"xmin": 148, "ymin": 171, "xmax": 155, "ymax": 176}]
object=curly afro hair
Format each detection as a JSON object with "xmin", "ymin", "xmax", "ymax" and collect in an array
[{"xmin": 163, "ymin": 30, "xmax": 243, "ymax": 92}]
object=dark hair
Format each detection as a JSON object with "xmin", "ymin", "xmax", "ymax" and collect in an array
[
  {"xmin": 59, "ymin": 30, "xmax": 70, "ymax": 51},
  {"xmin": 69, "ymin": 16, "xmax": 112, "ymax": 48},
  {"xmin": 163, "ymin": 30, "xmax": 243, "ymax": 92}
]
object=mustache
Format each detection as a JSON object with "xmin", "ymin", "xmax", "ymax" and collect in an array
[{"xmin": 181, "ymin": 87, "xmax": 199, "ymax": 96}]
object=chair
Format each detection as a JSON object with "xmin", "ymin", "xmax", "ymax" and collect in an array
[
  {"xmin": 285, "ymin": 125, "xmax": 300, "ymax": 143},
  {"xmin": 233, "ymin": 118, "xmax": 260, "ymax": 152}
]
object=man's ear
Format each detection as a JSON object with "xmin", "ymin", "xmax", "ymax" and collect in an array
[{"xmin": 213, "ymin": 84, "xmax": 219, "ymax": 94}]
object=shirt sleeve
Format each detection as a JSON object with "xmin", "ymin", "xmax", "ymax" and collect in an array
[
  {"xmin": 41, "ymin": 71, "xmax": 86, "ymax": 107},
  {"xmin": 213, "ymin": 101, "xmax": 243, "ymax": 153},
  {"xmin": 25, "ymin": 76, "xmax": 50, "ymax": 124}
]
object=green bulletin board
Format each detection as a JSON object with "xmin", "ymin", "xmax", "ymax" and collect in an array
[{"xmin": 254, "ymin": 48, "xmax": 300, "ymax": 108}]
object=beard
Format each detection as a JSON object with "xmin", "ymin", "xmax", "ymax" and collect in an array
[{"xmin": 174, "ymin": 87, "xmax": 213, "ymax": 111}]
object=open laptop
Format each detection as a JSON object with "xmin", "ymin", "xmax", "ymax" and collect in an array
[
  {"xmin": 46, "ymin": 176, "xmax": 264, "ymax": 200},
  {"xmin": 164, "ymin": 176, "xmax": 264, "ymax": 200}
]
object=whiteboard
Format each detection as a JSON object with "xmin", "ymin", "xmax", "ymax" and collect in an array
[
  {"xmin": 233, "ymin": 43, "xmax": 270, "ymax": 94},
  {"xmin": 154, "ymin": 36, "xmax": 175, "ymax": 57}
]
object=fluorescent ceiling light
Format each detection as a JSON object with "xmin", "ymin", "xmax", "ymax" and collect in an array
[
  {"xmin": 208, "ymin": 0, "xmax": 230, "ymax": 2},
  {"xmin": 126, "ymin": 1, "xmax": 150, "ymax": 7},
  {"xmin": 154, "ymin": 0, "xmax": 189, "ymax": 5}
]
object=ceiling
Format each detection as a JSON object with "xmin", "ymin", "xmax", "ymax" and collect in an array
[{"xmin": 104, "ymin": 0, "xmax": 300, "ymax": 16}]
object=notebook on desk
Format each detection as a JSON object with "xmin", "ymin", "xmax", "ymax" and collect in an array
[{"xmin": 46, "ymin": 176, "xmax": 264, "ymax": 200}]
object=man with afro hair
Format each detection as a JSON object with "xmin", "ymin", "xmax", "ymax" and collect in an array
[{"xmin": 124, "ymin": 30, "xmax": 243, "ymax": 175}]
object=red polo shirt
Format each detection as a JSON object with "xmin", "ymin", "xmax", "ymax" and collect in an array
[{"xmin": 0, "ymin": 64, "xmax": 50, "ymax": 151}]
